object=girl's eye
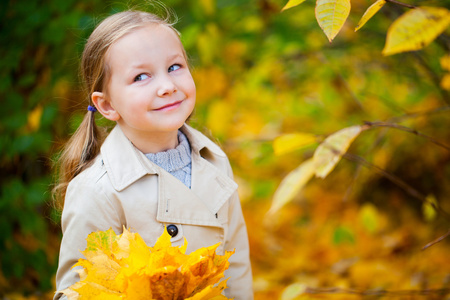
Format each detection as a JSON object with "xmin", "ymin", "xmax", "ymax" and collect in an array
[
  {"xmin": 168, "ymin": 64, "xmax": 181, "ymax": 72},
  {"xmin": 134, "ymin": 74, "xmax": 149, "ymax": 82}
]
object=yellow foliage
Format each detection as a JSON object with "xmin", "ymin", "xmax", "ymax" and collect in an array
[
  {"xmin": 206, "ymin": 100, "xmax": 233, "ymax": 138},
  {"xmin": 313, "ymin": 125, "xmax": 363, "ymax": 178},
  {"xmin": 422, "ymin": 195, "xmax": 437, "ymax": 222},
  {"xmin": 281, "ymin": 0, "xmax": 307, "ymax": 12},
  {"xmin": 196, "ymin": 23, "xmax": 222, "ymax": 65},
  {"xmin": 268, "ymin": 158, "xmax": 315, "ymax": 215},
  {"xmin": 27, "ymin": 105, "xmax": 43, "ymax": 132},
  {"xmin": 383, "ymin": 6, "xmax": 450, "ymax": 55},
  {"xmin": 441, "ymin": 73, "xmax": 450, "ymax": 91},
  {"xmin": 315, "ymin": 0, "xmax": 351, "ymax": 42},
  {"xmin": 273, "ymin": 133, "xmax": 318, "ymax": 156},
  {"xmin": 440, "ymin": 54, "xmax": 450, "ymax": 71},
  {"xmin": 240, "ymin": 16, "xmax": 264, "ymax": 33},
  {"xmin": 223, "ymin": 41, "xmax": 248, "ymax": 67},
  {"xmin": 358, "ymin": 203, "xmax": 379, "ymax": 234},
  {"xmin": 199, "ymin": 0, "xmax": 215, "ymax": 16},
  {"xmin": 60, "ymin": 228, "xmax": 234, "ymax": 300},
  {"xmin": 193, "ymin": 67, "xmax": 228, "ymax": 103},
  {"xmin": 232, "ymin": 113, "xmax": 266, "ymax": 138},
  {"xmin": 355, "ymin": 0, "xmax": 386, "ymax": 32}
]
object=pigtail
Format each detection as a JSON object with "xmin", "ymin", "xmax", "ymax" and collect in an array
[
  {"xmin": 52, "ymin": 9, "xmax": 181, "ymax": 210},
  {"xmin": 52, "ymin": 108, "xmax": 105, "ymax": 210}
]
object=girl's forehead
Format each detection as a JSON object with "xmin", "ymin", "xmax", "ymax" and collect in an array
[
  {"xmin": 104, "ymin": 23, "xmax": 185, "ymax": 68},
  {"xmin": 106, "ymin": 24, "xmax": 183, "ymax": 57},
  {"xmin": 120, "ymin": 23, "xmax": 180, "ymax": 46}
]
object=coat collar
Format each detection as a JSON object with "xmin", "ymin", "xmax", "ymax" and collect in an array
[
  {"xmin": 100, "ymin": 125, "xmax": 156, "ymax": 191},
  {"xmin": 101, "ymin": 124, "xmax": 227, "ymax": 191},
  {"xmin": 180, "ymin": 124, "xmax": 227, "ymax": 158},
  {"xmin": 101, "ymin": 124, "xmax": 237, "ymax": 227}
]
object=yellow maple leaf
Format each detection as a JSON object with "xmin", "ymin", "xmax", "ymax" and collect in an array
[
  {"xmin": 182, "ymin": 244, "xmax": 234, "ymax": 296},
  {"xmin": 185, "ymin": 279, "xmax": 230, "ymax": 300},
  {"xmin": 59, "ymin": 227, "xmax": 234, "ymax": 300}
]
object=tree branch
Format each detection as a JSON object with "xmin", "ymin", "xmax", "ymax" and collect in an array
[
  {"xmin": 364, "ymin": 121, "xmax": 450, "ymax": 152},
  {"xmin": 422, "ymin": 229, "xmax": 450, "ymax": 250},
  {"xmin": 343, "ymin": 152, "xmax": 450, "ymax": 220},
  {"xmin": 387, "ymin": 106, "xmax": 450, "ymax": 123},
  {"xmin": 385, "ymin": 0, "xmax": 416, "ymax": 9},
  {"xmin": 304, "ymin": 286, "xmax": 450, "ymax": 296}
]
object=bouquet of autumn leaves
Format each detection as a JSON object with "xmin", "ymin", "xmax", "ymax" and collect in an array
[{"xmin": 59, "ymin": 227, "xmax": 234, "ymax": 299}]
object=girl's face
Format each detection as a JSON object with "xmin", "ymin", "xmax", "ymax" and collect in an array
[{"xmin": 93, "ymin": 24, "xmax": 196, "ymax": 151}]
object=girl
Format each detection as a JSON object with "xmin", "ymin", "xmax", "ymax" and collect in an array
[{"xmin": 53, "ymin": 9, "xmax": 253, "ymax": 300}]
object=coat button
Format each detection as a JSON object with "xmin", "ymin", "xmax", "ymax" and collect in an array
[{"xmin": 167, "ymin": 225, "xmax": 178, "ymax": 237}]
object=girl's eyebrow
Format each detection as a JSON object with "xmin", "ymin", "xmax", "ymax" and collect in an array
[
  {"xmin": 130, "ymin": 64, "xmax": 146, "ymax": 70},
  {"xmin": 167, "ymin": 53, "xmax": 184, "ymax": 61},
  {"xmin": 129, "ymin": 53, "xmax": 184, "ymax": 70}
]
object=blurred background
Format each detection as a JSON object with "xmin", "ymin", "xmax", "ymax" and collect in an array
[{"xmin": 1, "ymin": 0, "xmax": 449, "ymax": 299}]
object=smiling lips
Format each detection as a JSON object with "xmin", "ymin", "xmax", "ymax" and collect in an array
[{"xmin": 154, "ymin": 100, "xmax": 183, "ymax": 111}]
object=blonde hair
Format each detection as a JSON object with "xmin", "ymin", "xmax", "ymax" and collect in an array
[{"xmin": 53, "ymin": 10, "xmax": 181, "ymax": 209}]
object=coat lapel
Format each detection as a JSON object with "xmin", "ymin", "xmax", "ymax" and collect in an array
[
  {"xmin": 157, "ymin": 125, "xmax": 237, "ymax": 227},
  {"xmin": 156, "ymin": 154, "xmax": 237, "ymax": 227},
  {"xmin": 101, "ymin": 126, "xmax": 158, "ymax": 191}
]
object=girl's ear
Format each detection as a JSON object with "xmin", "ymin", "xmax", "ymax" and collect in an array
[{"xmin": 92, "ymin": 92, "xmax": 120, "ymax": 121}]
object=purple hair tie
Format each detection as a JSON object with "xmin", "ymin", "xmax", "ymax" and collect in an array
[{"xmin": 88, "ymin": 105, "xmax": 97, "ymax": 112}]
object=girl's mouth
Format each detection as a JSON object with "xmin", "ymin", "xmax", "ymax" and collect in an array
[{"xmin": 155, "ymin": 100, "xmax": 182, "ymax": 111}]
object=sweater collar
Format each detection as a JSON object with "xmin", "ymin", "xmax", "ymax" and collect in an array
[{"xmin": 144, "ymin": 131, "xmax": 191, "ymax": 173}]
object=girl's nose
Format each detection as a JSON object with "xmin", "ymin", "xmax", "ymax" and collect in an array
[{"xmin": 157, "ymin": 75, "xmax": 177, "ymax": 97}]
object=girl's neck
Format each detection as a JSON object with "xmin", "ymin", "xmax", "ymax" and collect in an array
[{"xmin": 120, "ymin": 126, "xmax": 179, "ymax": 154}]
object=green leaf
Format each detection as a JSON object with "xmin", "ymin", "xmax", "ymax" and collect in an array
[
  {"xmin": 41, "ymin": 104, "xmax": 58, "ymax": 127},
  {"xmin": 85, "ymin": 228, "xmax": 121, "ymax": 257},
  {"xmin": 422, "ymin": 195, "xmax": 438, "ymax": 222},
  {"xmin": 333, "ymin": 226, "xmax": 355, "ymax": 245},
  {"xmin": 3, "ymin": 113, "xmax": 27, "ymax": 131},
  {"xmin": 358, "ymin": 203, "xmax": 379, "ymax": 233},
  {"xmin": 25, "ymin": 178, "xmax": 51, "ymax": 206},
  {"xmin": 0, "ymin": 179, "xmax": 25, "ymax": 209},
  {"xmin": 12, "ymin": 135, "xmax": 34, "ymax": 154}
]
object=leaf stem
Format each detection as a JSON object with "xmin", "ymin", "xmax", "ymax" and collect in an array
[
  {"xmin": 422, "ymin": 229, "xmax": 450, "ymax": 250},
  {"xmin": 364, "ymin": 121, "xmax": 450, "ymax": 152},
  {"xmin": 385, "ymin": 0, "xmax": 416, "ymax": 9},
  {"xmin": 387, "ymin": 106, "xmax": 450, "ymax": 123}
]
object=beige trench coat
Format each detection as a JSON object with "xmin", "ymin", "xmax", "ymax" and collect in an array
[{"xmin": 55, "ymin": 124, "xmax": 253, "ymax": 299}]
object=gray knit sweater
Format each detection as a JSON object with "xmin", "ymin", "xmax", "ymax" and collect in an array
[{"xmin": 145, "ymin": 131, "xmax": 192, "ymax": 188}]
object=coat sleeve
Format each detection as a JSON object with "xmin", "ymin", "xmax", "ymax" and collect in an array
[
  {"xmin": 54, "ymin": 176, "xmax": 124, "ymax": 300},
  {"xmin": 223, "ymin": 161, "xmax": 254, "ymax": 300}
]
